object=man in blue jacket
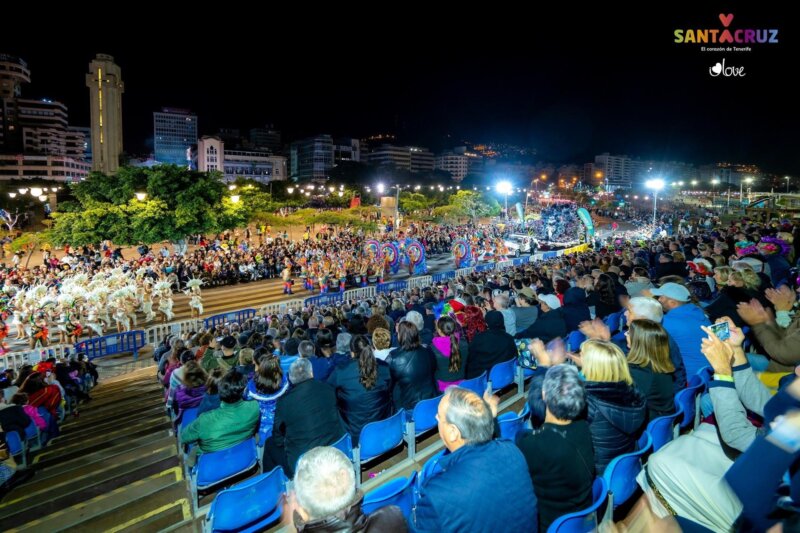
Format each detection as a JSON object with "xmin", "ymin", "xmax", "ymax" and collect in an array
[
  {"xmin": 650, "ymin": 282, "xmax": 711, "ymax": 376},
  {"xmin": 412, "ymin": 387, "xmax": 538, "ymax": 532}
]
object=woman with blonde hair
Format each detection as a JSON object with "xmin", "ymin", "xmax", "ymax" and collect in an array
[
  {"xmin": 625, "ymin": 319, "xmax": 676, "ymax": 420},
  {"xmin": 372, "ymin": 327, "xmax": 393, "ymax": 361},
  {"xmin": 580, "ymin": 339, "xmax": 646, "ymax": 474}
]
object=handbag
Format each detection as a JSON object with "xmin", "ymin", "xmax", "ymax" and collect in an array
[{"xmin": 515, "ymin": 338, "xmax": 537, "ymax": 370}]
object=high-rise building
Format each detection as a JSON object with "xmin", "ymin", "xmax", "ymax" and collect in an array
[
  {"xmin": 435, "ymin": 152, "xmax": 469, "ymax": 180},
  {"xmin": 290, "ymin": 135, "xmax": 334, "ymax": 182},
  {"xmin": 0, "ymin": 154, "xmax": 91, "ymax": 182},
  {"xmin": 334, "ymin": 137, "xmax": 361, "ymax": 163},
  {"xmin": 593, "ymin": 153, "xmax": 636, "ymax": 189},
  {"xmin": 195, "ymin": 135, "xmax": 287, "ymax": 184},
  {"xmin": 367, "ymin": 144, "xmax": 434, "ymax": 172},
  {"xmin": 86, "ymin": 54, "xmax": 124, "ymax": 174},
  {"xmin": 249, "ymin": 126, "xmax": 281, "ymax": 153},
  {"xmin": 154, "ymin": 108, "xmax": 197, "ymax": 166},
  {"xmin": 68, "ymin": 126, "xmax": 91, "ymax": 162}
]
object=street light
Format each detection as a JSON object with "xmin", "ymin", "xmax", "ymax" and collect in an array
[
  {"xmin": 496, "ymin": 181, "xmax": 513, "ymax": 219},
  {"xmin": 691, "ymin": 180, "xmax": 698, "ymax": 191},
  {"xmin": 740, "ymin": 177, "xmax": 753, "ymax": 205},
  {"xmin": 287, "ymin": 187, "xmax": 294, "ymax": 194},
  {"xmin": 711, "ymin": 178, "xmax": 720, "ymax": 206},
  {"xmin": 228, "ymin": 184, "xmax": 236, "ymax": 191},
  {"xmin": 786, "ymin": 176, "xmax": 791, "ymax": 193},
  {"xmin": 38, "ymin": 195, "xmax": 47, "ymax": 202},
  {"xmin": 230, "ymin": 195, "xmax": 240, "ymax": 203},
  {"xmin": 377, "ymin": 183, "xmax": 385, "ymax": 194},
  {"xmin": 8, "ymin": 192, "xmax": 16, "ymax": 198},
  {"xmin": 135, "ymin": 192, "xmax": 147, "ymax": 201},
  {"xmin": 645, "ymin": 178, "xmax": 665, "ymax": 225}
]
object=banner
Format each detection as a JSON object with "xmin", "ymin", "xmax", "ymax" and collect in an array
[{"xmin": 577, "ymin": 208, "xmax": 595, "ymax": 237}]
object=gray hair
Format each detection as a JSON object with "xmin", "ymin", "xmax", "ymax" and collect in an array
[
  {"xmin": 294, "ymin": 447, "xmax": 356, "ymax": 520},
  {"xmin": 404, "ymin": 310, "xmax": 424, "ymax": 332},
  {"xmin": 335, "ymin": 332, "xmax": 352, "ymax": 353},
  {"xmin": 628, "ymin": 296, "xmax": 663, "ymax": 323},
  {"xmin": 298, "ymin": 340, "xmax": 316, "ymax": 358},
  {"xmin": 542, "ymin": 365, "xmax": 586, "ymax": 421},
  {"xmin": 308, "ymin": 316, "xmax": 320, "ymax": 328},
  {"xmin": 443, "ymin": 386, "xmax": 494, "ymax": 444},
  {"xmin": 493, "ymin": 292, "xmax": 509, "ymax": 309},
  {"xmin": 289, "ymin": 357, "xmax": 313, "ymax": 385},
  {"xmin": 266, "ymin": 327, "xmax": 279, "ymax": 338}
]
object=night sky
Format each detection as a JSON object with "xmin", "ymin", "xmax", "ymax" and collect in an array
[{"xmin": 3, "ymin": 7, "xmax": 796, "ymax": 173}]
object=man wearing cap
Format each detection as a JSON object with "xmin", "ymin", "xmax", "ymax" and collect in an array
[
  {"xmin": 514, "ymin": 294, "xmax": 567, "ymax": 344},
  {"xmin": 513, "ymin": 288, "xmax": 539, "ymax": 332},
  {"xmin": 651, "ymin": 282, "xmax": 711, "ymax": 377}
]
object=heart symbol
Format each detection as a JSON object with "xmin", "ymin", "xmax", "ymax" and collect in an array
[
  {"xmin": 711, "ymin": 63, "xmax": 722, "ymax": 75},
  {"xmin": 719, "ymin": 13, "xmax": 734, "ymax": 27}
]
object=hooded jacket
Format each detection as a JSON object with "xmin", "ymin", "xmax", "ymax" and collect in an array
[
  {"xmin": 561, "ymin": 287, "xmax": 592, "ymax": 333},
  {"xmin": 585, "ymin": 380, "xmax": 647, "ymax": 474},
  {"xmin": 466, "ymin": 311, "xmax": 519, "ymax": 379}
]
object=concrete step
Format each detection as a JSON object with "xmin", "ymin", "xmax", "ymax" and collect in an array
[
  {"xmin": 32, "ymin": 418, "xmax": 172, "ymax": 467},
  {"xmin": 59, "ymin": 397, "xmax": 165, "ymax": 429},
  {"xmin": 9, "ymin": 467, "xmax": 184, "ymax": 533},
  {"xmin": 0, "ymin": 451, "xmax": 180, "ymax": 528},
  {"xmin": 52, "ymin": 405, "xmax": 168, "ymax": 445},
  {"xmin": 29, "ymin": 432, "xmax": 175, "ymax": 481}
]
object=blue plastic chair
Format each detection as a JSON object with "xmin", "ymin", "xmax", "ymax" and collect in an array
[
  {"xmin": 331, "ymin": 432, "xmax": 353, "ymax": 457},
  {"xmin": 363, "ymin": 471, "xmax": 417, "ymax": 518},
  {"xmin": 24, "ymin": 421, "xmax": 41, "ymax": 451},
  {"xmin": 603, "ymin": 432, "xmax": 652, "ymax": 509},
  {"xmin": 405, "ymin": 396, "xmax": 442, "ymax": 460},
  {"xmin": 674, "ymin": 383, "xmax": 704, "ymax": 430},
  {"xmin": 416, "ymin": 449, "xmax": 447, "ymax": 495},
  {"xmin": 206, "ymin": 466, "xmax": 287, "ymax": 533},
  {"xmin": 489, "ymin": 359, "xmax": 516, "ymax": 392},
  {"xmin": 567, "ymin": 330, "xmax": 587, "ymax": 352},
  {"xmin": 194, "ymin": 438, "xmax": 259, "ymax": 503},
  {"xmin": 355, "ymin": 409, "xmax": 406, "ymax": 466},
  {"xmin": 547, "ymin": 477, "xmax": 609, "ymax": 533},
  {"xmin": 178, "ymin": 406, "xmax": 199, "ymax": 432},
  {"xmin": 497, "ymin": 410, "xmax": 526, "ymax": 442},
  {"xmin": 647, "ymin": 412, "xmax": 682, "ymax": 453},
  {"xmin": 693, "ymin": 366, "xmax": 713, "ymax": 389},
  {"xmin": 459, "ymin": 372, "xmax": 488, "ymax": 397}
]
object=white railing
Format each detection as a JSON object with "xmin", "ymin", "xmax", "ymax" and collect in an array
[
  {"xmin": 343, "ymin": 286, "xmax": 377, "ymax": 301},
  {"xmin": 455, "ymin": 267, "xmax": 474, "ymax": 278},
  {"xmin": 3, "ymin": 343, "xmax": 74, "ymax": 370},
  {"xmin": 260, "ymin": 299, "xmax": 305, "ymax": 317},
  {"xmin": 406, "ymin": 276, "xmax": 432, "ymax": 289},
  {"xmin": 496, "ymin": 260, "xmax": 514, "ymax": 270}
]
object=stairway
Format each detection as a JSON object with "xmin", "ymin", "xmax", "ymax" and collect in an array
[{"xmin": 0, "ymin": 367, "xmax": 193, "ymax": 532}]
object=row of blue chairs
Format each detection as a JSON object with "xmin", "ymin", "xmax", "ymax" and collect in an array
[{"xmin": 6, "ymin": 406, "xmax": 55, "ymax": 469}]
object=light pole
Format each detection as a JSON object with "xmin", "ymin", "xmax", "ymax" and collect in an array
[
  {"xmin": 496, "ymin": 181, "xmax": 512, "ymax": 219},
  {"xmin": 711, "ymin": 178, "xmax": 719, "ymax": 205},
  {"xmin": 786, "ymin": 176, "xmax": 791, "ymax": 193},
  {"xmin": 395, "ymin": 185, "xmax": 400, "ymax": 228},
  {"xmin": 740, "ymin": 177, "xmax": 753, "ymax": 206},
  {"xmin": 645, "ymin": 178, "xmax": 665, "ymax": 226}
]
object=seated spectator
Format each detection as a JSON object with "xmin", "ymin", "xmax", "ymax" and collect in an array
[
  {"xmin": 625, "ymin": 319, "xmax": 676, "ymax": 421},
  {"xmin": 174, "ymin": 361, "xmax": 208, "ymax": 415},
  {"xmin": 636, "ymin": 318, "xmax": 768, "ymax": 531},
  {"xmin": 19, "ymin": 371, "xmax": 61, "ymax": 418},
  {"xmin": 371, "ymin": 328, "xmax": 393, "ymax": 361},
  {"xmin": 516, "ymin": 365, "xmax": 594, "ymax": 531},
  {"xmin": 264, "ymin": 359, "xmax": 345, "ymax": 477},
  {"xmin": 432, "ymin": 316, "xmax": 469, "ymax": 391},
  {"xmin": 493, "ymin": 292, "xmax": 516, "ymax": 335},
  {"xmin": 738, "ymin": 292, "xmax": 800, "ymax": 373},
  {"xmin": 514, "ymin": 294, "xmax": 567, "ymax": 344},
  {"xmin": 587, "ymin": 273, "xmax": 623, "ymax": 320},
  {"xmin": 413, "ymin": 387, "xmax": 538, "ymax": 532},
  {"xmin": 290, "ymin": 447, "xmax": 407, "ymax": 531},
  {"xmin": 386, "ymin": 321, "xmax": 438, "ymax": 411},
  {"xmin": 512, "ymin": 287, "xmax": 539, "ymax": 332},
  {"xmin": 235, "ymin": 348, "xmax": 256, "ymax": 378},
  {"xmin": 561, "ymin": 287, "xmax": 592, "ymax": 333},
  {"xmin": 404, "ymin": 310, "xmax": 433, "ymax": 346},
  {"xmin": 197, "ymin": 368, "xmax": 224, "ymax": 415},
  {"xmin": 245, "ymin": 355, "xmax": 289, "ymax": 445},
  {"xmin": 0, "ymin": 392, "xmax": 32, "ymax": 441},
  {"xmin": 651, "ymin": 282, "xmax": 711, "ymax": 376},
  {"xmin": 327, "ymin": 335, "xmax": 393, "ymax": 445},
  {"xmin": 180, "ymin": 369, "xmax": 259, "ymax": 464},
  {"xmin": 9, "ymin": 393, "xmax": 45, "ymax": 430},
  {"xmin": 579, "ymin": 340, "xmax": 646, "ymax": 474},
  {"xmin": 462, "ymin": 305, "xmax": 487, "ymax": 343}
]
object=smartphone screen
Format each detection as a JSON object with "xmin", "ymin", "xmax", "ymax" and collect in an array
[{"xmin": 709, "ymin": 322, "xmax": 730, "ymax": 341}]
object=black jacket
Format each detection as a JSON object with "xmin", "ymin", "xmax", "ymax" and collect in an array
[
  {"xmin": 327, "ymin": 359, "xmax": 393, "ymax": 445},
  {"xmin": 386, "ymin": 345, "xmax": 438, "ymax": 411},
  {"xmin": 629, "ymin": 364, "xmax": 676, "ymax": 421},
  {"xmin": 561, "ymin": 288, "xmax": 592, "ymax": 333},
  {"xmin": 585, "ymin": 381, "xmax": 647, "ymax": 474},
  {"xmin": 515, "ymin": 308, "xmax": 567, "ymax": 344},
  {"xmin": 468, "ymin": 311, "xmax": 519, "ymax": 379},
  {"xmin": 272, "ymin": 379, "xmax": 346, "ymax": 474},
  {"xmin": 295, "ymin": 494, "xmax": 407, "ymax": 533},
  {"xmin": 0, "ymin": 404, "xmax": 32, "ymax": 441}
]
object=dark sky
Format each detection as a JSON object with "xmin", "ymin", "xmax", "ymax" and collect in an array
[{"xmin": 4, "ymin": 6, "xmax": 797, "ymax": 173}]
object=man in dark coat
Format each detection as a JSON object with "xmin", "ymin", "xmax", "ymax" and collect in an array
[
  {"xmin": 514, "ymin": 294, "xmax": 567, "ymax": 344},
  {"xmin": 264, "ymin": 359, "xmax": 346, "ymax": 477},
  {"xmin": 466, "ymin": 310, "xmax": 518, "ymax": 379},
  {"xmin": 413, "ymin": 387, "xmax": 538, "ymax": 532}
]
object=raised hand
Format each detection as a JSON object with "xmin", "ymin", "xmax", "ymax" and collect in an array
[{"xmin": 766, "ymin": 285, "xmax": 796, "ymax": 312}]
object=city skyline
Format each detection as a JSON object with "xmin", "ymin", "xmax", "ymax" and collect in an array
[{"xmin": 2, "ymin": 7, "xmax": 796, "ymax": 174}]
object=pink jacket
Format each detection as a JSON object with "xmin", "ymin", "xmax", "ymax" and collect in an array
[{"xmin": 24, "ymin": 404, "xmax": 47, "ymax": 430}]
